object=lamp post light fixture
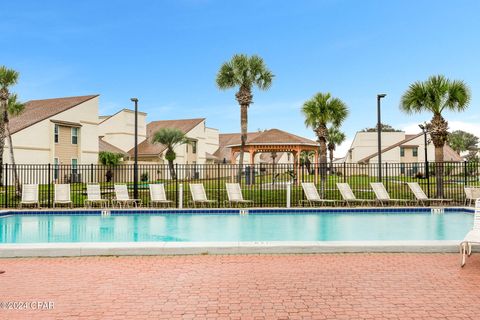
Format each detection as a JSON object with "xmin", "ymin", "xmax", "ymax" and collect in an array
[
  {"xmin": 131, "ymin": 97, "xmax": 139, "ymax": 201},
  {"xmin": 377, "ymin": 93, "xmax": 387, "ymax": 182}
]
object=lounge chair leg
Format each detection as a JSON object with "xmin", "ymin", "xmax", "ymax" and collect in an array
[
  {"xmin": 461, "ymin": 243, "xmax": 467, "ymax": 267},
  {"xmin": 468, "ymin": 243, "xmax": 472, "ymax": 256}
]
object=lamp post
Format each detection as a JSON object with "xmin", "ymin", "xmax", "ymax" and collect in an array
[
  {"xmin": 419, "ymin": 123, "xmax": 430, "ymax": 197},
  {"xmin": 377, "ymin": 94, "xmax": 386, "ymax": 182},
  {"xmin": 131, "ymin": 98, "xmax": 139, "ymax": 201}
]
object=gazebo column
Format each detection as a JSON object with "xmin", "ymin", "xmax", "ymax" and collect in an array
[
  {"xmin": 296, "ymin": 148, "xmax": 301, "ymax": 185},
  {"xmin": 314, "ymin": 150, "xmax": 319, "ymax": 185}
]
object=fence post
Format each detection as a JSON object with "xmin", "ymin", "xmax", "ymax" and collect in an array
[
  {"xmin": 286, "ymin": 183, "xmax": 291, "ymax": 208},
  {"xmin": 90, "ymin": 163, "xmax": 94, "ymax": 183},
  {"xmin": 426, "ymin": 160, "xmax": 430, "ymax": 198},
  {"xmin": 5, "ymin": 164, "xmax": 8, "ymax": 208},
  {"xmin": 259, "ymin": 163, "xmax": 263, "ymax": 207},
  {"xmin": 178, "ymin": 183, "xmax": 183, "ymax": 209},
  {"xmin": 175, "ymin": 164, "xmax": 179, "ymax": 208},
  {"xmin": 47, "ymin": 163, "xmax": 51, "ymax": 208},
  {"xmin": 217, "ymin": 163, "xmax": 220, "ymax": 205}
]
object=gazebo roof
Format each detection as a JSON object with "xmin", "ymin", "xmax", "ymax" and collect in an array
[{"xmin": 226, "ymin": 129, "xmax": 318, "ymax": 148}]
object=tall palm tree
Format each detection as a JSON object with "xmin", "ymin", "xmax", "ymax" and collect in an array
[
  {"xmin": 151, "ymin": 128, "xmax": 189, "ymax": 179},
  {"xmin": 327, "ymin": 126, "xmax": 346, "ymax": 173},
  {"xmin": 6, "ymin": 94, "xmax": 25, "ymax": 195},
  {"xmin": 302, "ymin": 93, "xmax": 348, "ymax": 196},
  {"xmin": 0, "ymin": 66, "xmax": 19, "ymax": 186},
  {"xmin": 400, "ymin": 75, "xmax": 471, "ymax": 197},
  {"xmin": 216, "ymin": 54, "xmax": 274, "ymax": 182}
]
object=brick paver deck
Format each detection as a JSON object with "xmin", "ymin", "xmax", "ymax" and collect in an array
[{"xmin": 1, "ymin": 254, "xmax": 480, "ymax": 319}]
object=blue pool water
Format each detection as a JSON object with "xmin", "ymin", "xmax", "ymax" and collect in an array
[{"xmin": 0, "ymin": 212, "xmax": 474, "ymax": 243}]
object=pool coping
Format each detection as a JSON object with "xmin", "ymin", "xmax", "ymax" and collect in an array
[
  {"xmin": 0, "ymin": 206, "xmax": 475, "ymax": 215},
  {"xmin": 0, "ymin": 240, "xmax": 467, "ymax": 258}
]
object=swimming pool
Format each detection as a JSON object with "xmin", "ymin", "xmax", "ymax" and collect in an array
[{"xmin": 0, "ymin": 210, "xmax": 473, "ymax": 243}]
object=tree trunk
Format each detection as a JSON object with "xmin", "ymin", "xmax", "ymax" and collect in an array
[
  {"xmin": 168, "ymin": 160, "xmax": 176, "ymax": 180},
  {"xmin": 428, "ymin": 113, "xmax": 448, "ymax": 198},
  {"xmin": 328, "ymin": 144, "xmax": 334, "ymax": 174},
  {"xmin": 235, "ymin": 86, "xmax": 253, "ymax": 184},
  {"xmin": 5, "ymin": 116, "xmax": 20, "ymax": 196},
  {"xmin": 316, "ymin": 125, "xmax": 328, "ymax": 198}
]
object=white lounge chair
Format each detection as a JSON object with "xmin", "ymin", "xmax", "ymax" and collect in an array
[
  {"xmin": 20, "ymin": 184, "xmax": 40, "ymax": 208},
  {"xmin": 460, "ymin": 199, "xmax": 480, "ymax": 267},
  {"xmin": 53, "ymin": 184, "xmax": 72, "ymax": 208},
  {"xmin": 465, "ymin": 187, "xmax": 480, "ymax": 206},
  {"xmin": 336, "ymin": 183, "xmax": 375, "ymax": 206},
  {"xmin": 112, "ymin": 184, "xmax": 142, "ymax": 208},
  {"xmin": 84, "ymin": 184, "xmax": 109, "ymax": 208},
  {"xmin": 301, "ymin": 182, "xmax": 337, "ymax": 207},
  {"xmin": 407, "ymin": 182, "xmax": 452, "ymax": 206},
  {"xmin": 189, "ymin": 183, "xmax": 216, "ymax": 208},
  {"xmin": 370, "ymin": 182, "xmax": 409, "ymax": 206},
  {"xmin": 149, "ymin": 184, "xmax": 173, "ymax": 207},
  {"xmin": 225, "ymin": 183, "xmax": 253, "ymax": 207}
]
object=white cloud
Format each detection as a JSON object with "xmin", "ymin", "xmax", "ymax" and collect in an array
[{"xmin": 401, "ymin": 121, "xmax": 480, "ymax": 138}]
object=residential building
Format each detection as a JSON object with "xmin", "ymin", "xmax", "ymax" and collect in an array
[
  {"xmin": 344, "ymin": 131, "xmax": 461, "ymax": 164},
  {"xmin": 4, "ymin": 95, "xmax": 100, "ymax": 166}
]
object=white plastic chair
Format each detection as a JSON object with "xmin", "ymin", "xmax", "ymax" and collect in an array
[
  {"xmin": 189, "ymin": 184, "xmax": 216, "ymax": 208},
  {"xmin": 301, "ymin": 182, "xmax": 337, "ymax": 207},
  {"xmin": 370, "ymin": 182, "xmax": 409, "ymax": 206},
  {"xmin": 465, "ymin": 187, "xmax": 480, "ymax": 206},
  {"xmin": 20, "ymin": 184, "xmax": 40, "ymax": 208},
  {"xmin": 460, "ymin": 199, "xmax": 480, "ymax": 267},
  {"xmin": 54, "ymin": 184, "xmax": 72, "ymax": 208},
  {"xmin": 84, "ymin": 184, "xmax": 109, "ymax": 208},
  {"xmin": 407, "ymin": 182, "xmax": 451, "ymax": 206},
  {"xmin": 149, "ymin": 184, "xmax": 173, "ymax": 207},
  {"xmin": 113, "ymin": 185, "xmax": 142, "ymax": 208},
  {"xmin": 225, "ymin": 183, "xmax": 252, "ymax": 207},
  {"xmin": 336, "ymin": 183, "xmax": 374, "ymax": 206}
]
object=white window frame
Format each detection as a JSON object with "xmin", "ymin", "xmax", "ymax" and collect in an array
[
  {"xmin": 54, "ymin": 124, "xmax": 59, "ymax": 143},
  {"xmin": 71, "ymin": 127, "xmax": 79, "ymax": 145}
]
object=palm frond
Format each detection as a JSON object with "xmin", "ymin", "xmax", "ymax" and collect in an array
[{"xmin": 0, "ymin": 66, "xmax": 19, "ymax": 88}]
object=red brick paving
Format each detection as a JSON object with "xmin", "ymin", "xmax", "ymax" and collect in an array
[{"xmin": 1, "ymin": 254, "xmax": 480, "ymax": 319}]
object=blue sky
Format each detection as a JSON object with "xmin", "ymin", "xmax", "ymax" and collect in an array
[{"xmin": 2, "ymin": 0, "xmax": 479, "ymax": 156}]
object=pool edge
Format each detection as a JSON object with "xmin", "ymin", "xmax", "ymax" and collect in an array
[{"xmin": 0, "ymin": 240, "xmax": 464, "ymax": 258}]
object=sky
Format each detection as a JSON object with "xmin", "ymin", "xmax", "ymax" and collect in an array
[{"xmin": 2, "ymin": 0, "xmax": 480, "ymax": 157}]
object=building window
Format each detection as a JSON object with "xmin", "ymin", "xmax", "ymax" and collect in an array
[
  {"xmin": 54, "ymin": 158, "xmax": 59, "ymax": 180},
  {"xmin": 71, "ymin": 159, "xmax": 78, "ymax": 175},
  {"xmin": 400, "ymin": 147, "xmax": 405, "ymax": 157},
  {"xmin": 54, "ymin": 125, "xmax": 59, "ymax": 143},
  {"xmin": 192, "ymin": 141, "xmax": 197, "ymax": 154},
  {"xmin": 71, "ymin": 127, "xmax": 78, "ymax": 145},
  {"xmin": 413, "ymin": 148, "xmax": 418, "ymax": 157}
]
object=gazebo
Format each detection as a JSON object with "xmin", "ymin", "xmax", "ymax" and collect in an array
[{"xmin": 226, "ymin": 129, "xmax": 320, "ymax": 183}]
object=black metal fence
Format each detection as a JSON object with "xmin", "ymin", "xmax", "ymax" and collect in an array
[{"xmin": 1, "ymin": 161, "xmax": 479, "ymax": 208}]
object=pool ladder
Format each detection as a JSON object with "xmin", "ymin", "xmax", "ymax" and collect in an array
[
  {"xmin": 239, "ymin": 209, "xmax": 249, "ymax": 216},
  {"xmin": 431, "ymin": 208, "xmax": 444, "ymax": 214},
  {"xmin": 101, "ymin": 210, "xmax": 111, "ymax": 217}
]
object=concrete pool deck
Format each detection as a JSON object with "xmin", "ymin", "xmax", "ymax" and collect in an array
[{"xmin": 0, "ymin": 240, "xmax": 467, "ymax": 258}]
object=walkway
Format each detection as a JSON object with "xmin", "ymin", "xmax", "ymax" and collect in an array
[{"xmin": 1, "ymin": 254, "xmax": 480, "ymax": 319}]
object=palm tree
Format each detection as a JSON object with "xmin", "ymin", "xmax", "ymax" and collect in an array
[
  {"xmin": 151, "ymin": 128, "xmax": 189, "ymax": 179},
  {"xmin": 0, "ymin": 66, "xmax": 19, "ymax": 186},
  {"xmin": 5, "ymin": 94, "xmax": 25, "ymax": 195},
  {"xmin": 327, "ymin": 126, "xmax": 346, "ymax": 173},
  {"xmin": 99, "ymin": 151, "xmax": 123, "ymax": 182},
  {"xmin": 216, "ymin": 54, "xmax": 274, "ymax": 182},
  {"xmin": 448, "ymin": 130, "xmax": 478, "ymax": 155},
  {"xmin": 400, "ymin": 75, "xmax": 471, "ymax": 197},
  {"xmin": 302, "ymin": 93, "xmax": 348, "ymax": 196}
]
